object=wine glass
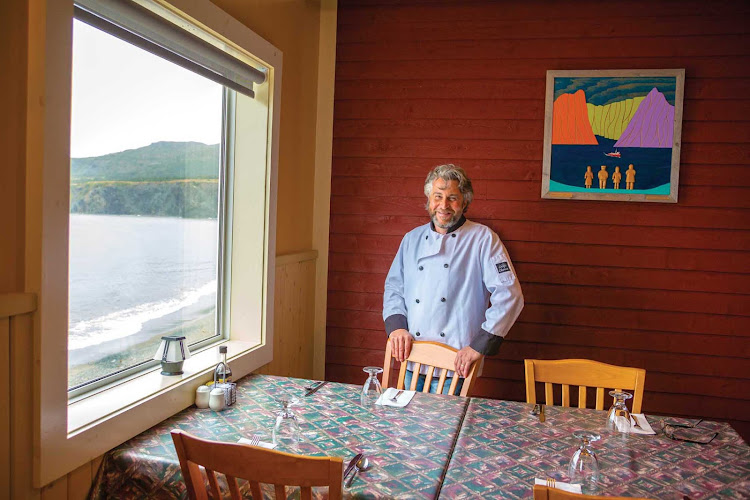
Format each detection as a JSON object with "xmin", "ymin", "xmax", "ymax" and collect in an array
[
  {"xmin": 272, "ymin": 394, "xmax": 301, "ymax": 449},
  {"xmin": 606, "ymin": 391, "xmax": 632, "ymax": 433},
  {"xmin": 361, "ymin": 366, "xmax": 383, "ymax": 408},
  {"xmin": 568, "ymin": 430, "xmax": 600, "ymax": 494}
]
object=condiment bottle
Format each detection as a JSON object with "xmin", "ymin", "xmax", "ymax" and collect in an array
[{"xmin": 217, "ymin": 345, "xmax": 232, "ymax": 383}]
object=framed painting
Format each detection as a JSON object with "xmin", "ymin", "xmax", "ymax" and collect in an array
[{"xmin": 541, "ymin": 69, "xmax": 685, "ymax": 203}]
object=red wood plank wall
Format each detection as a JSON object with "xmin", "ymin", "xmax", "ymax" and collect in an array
[{"xmin": 325, "ymin": 0, "xmax": 750, "ymax": 440}]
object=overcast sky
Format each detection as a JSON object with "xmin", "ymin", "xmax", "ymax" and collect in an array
[{"xmin": 71, "ymin": 20, "xmax": 222, "ymax": 158}]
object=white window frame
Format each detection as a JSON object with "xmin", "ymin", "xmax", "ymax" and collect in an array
[{"xmin": 32, "ymin": 0, "xmax": 282, "ymax": 486}]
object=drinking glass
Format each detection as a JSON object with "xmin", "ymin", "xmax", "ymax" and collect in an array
[
  {"xmin": 568, "ymin": 430, "xmax": 600, "ymax": 494},
  {"xmin": 606, "ymin": 390, "xmax": 632, "ymax": 433},
  {"xmin": 272, "ymin": 394, "xmax": 301, "ymax": 448},
  {"xmin": 361, "ymin": 366, "xmax": 383, "ymax": 408}
]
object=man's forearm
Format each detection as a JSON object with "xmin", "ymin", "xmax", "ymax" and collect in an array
[
  {"xmin": 469, "ymin": 329, "xmax": 504, "ymax": 356},
  {"xmin": 384, "ymin": 313, "xmax": 408, "ymax": 336}
]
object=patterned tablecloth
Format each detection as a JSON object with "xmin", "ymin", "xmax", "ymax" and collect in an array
[
  {"xmin": 438, "ymin": 398, "xmax": 750, "ymax": 499},
  {"xmin": 89, "ymin": 374, "xmax": 469, "ymax": 499}
]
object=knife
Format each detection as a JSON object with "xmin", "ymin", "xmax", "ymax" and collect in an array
[
  {"xmin": 304, "ymin": 381, "xmax": 328, "ymax": 397},
  {"xmin": 343, "ymin": 452, "xmax": 363, "ymax": 480}
]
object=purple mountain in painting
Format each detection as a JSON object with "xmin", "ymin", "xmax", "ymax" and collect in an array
[{"xmin": 614, "ymin": 87, "xmax": 675, "ymax": 148}]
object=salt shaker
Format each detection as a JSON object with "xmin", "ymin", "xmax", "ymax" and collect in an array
[
  {"xmin": 209, "ymin": 387, "xmax": 226, "ymax": 411},
  {"xmin": 195, "ymin": 385, "xmax": 211, "ymax": 408}
]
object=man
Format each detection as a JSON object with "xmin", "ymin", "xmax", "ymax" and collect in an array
[{"xmin": 383, "ymin": 164, "xmax": 524, "ymax": 394}]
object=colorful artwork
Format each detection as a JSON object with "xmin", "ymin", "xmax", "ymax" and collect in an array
[{"xmin": 541, "ymin": 70, "xmax": 685, "ymax": 203}]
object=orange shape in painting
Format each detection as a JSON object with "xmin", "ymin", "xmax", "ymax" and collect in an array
[{"xmin": 552, "ymin": 90, "xmax": 598, "ymax": 145}]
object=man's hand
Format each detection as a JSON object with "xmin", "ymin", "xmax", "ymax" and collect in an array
[
  {"xmin": 454, "ymin": 346, "xmax": 482, "ymax": 378},
  {"xmin": 389, "ymin": 329, "xmax": 413, "ymax": 362}
]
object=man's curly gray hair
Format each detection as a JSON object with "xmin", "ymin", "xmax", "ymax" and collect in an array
[{"xmin": 423, "ymin": 164, "xmax": 474, "ymax": 211}]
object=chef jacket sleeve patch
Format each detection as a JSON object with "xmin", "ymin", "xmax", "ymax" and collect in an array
[{"xmin": 496, "ymin": 262, "xmax": 510, "ymax": 274}]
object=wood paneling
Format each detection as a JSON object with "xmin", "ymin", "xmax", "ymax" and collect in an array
[
  {"xmin": 255, "ymin": 252, "xmax": 318, "ymax": 379},
  {"xmin": 1, "ymin": 295, "xmax": 104, "ymax": 499},
  {"xmin": 327, "ymin": 0, "xmax": 750, "ymax": 441}
]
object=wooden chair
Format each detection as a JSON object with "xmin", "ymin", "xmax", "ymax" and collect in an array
[
  {"xmin": 171, "ymin": 430, "xmax": 343, "ymax": 500},
  {"xmin": 533, "ymin": 484, "xmax": 653, "ymax": 500},
  {"xmin": 382, "ymin": 340, "xmax": 481, "ymax": 397},
  {"xmin": 524, "ymin": 359, "xmax": 646, "ymax": 413}
]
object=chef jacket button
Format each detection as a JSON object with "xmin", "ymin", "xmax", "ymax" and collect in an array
[
  {"xmin": 415, "ymin": 299, "xmax": 420, "ymax": 303},
  {"xmin": 444, "ymin": 263, "xmax": 449, "ymax": 268},
  {"xmin": 425, "ymin": 236, "xmax": 428, "ymax": 240},
  {"xmin": 440, "ymin": 332, "xmax": 445, "ymax": 337},
  {"xmin": 415, "ymin": 332, "xmax": 421, "ymax": 337},
  {"xmin": 418, "ymin": 266, "xmax": 423, "ymax": 271},
  {"xmin": 441, "ymin": 297, "xmax": 446, "ymax": 302},
  {"xmin": 452, "ymin": 233, "xmax": 456, "ymax": 238}
]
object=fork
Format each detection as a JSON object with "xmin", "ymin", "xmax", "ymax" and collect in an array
[
  {"xmin": 390, "ymin": 390, "xmax": 404, "ymax": 403},
  {"xmin": 631, "ymin": 415, "xmax": 644, "ymax": 431}
]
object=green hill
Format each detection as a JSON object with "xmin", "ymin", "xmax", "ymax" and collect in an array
[
  {"xmin": 70, "ymin": 141, "xmax": 221, "ymax": 218},
  {"xmin": 71, "ymin": 141, "xmax": 220, "ymax": 181}
]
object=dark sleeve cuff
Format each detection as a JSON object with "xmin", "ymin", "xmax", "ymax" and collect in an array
[
  {"xmin": 384, "ymin": 314, "xmax": 408, "ymax": 336},
  {"xmin": 470, "ymin": 329, "xmax": 504, "ymax": 356}
]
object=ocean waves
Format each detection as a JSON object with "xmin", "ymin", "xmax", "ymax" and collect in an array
[{"xmin": 69, "ymin": 280, "xmax": 217, "ymax": 351}]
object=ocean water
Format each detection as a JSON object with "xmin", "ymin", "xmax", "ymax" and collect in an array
[
  {"xmin": 68, "ymin": 214, "xmax": 218, "ymax": 365},
  {"xmin": 550, "ymin": 136, "xmax": 673, "ymax": 191}
]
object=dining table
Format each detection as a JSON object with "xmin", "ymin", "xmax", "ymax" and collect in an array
[
  {"xmin": 88, "ymin": 373, "xmax": 750, "ymax": 499},
  {"xmin": 439, "ymin": 397, "xmax": 750, "ymax": 499},
  {"xmin": 88, "ymin": 373, "xmax": 469, "ymax": 499}
]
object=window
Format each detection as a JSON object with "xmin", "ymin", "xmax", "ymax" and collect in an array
[
  {"xmin": 69, "ymin": 18, "xmax": 226, "ymax": 392},
  {"xmin": 67, "ymin": 0, "xmax": 275, "ymax": 395},
  {"xmin": 37, "ymin": 0, "xmax": 281, "ymax": 486}
]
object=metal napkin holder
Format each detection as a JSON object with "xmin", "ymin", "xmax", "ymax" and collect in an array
[{"xmin": 212, "ymin": 362, "xmax": 236, "ymax": 407}]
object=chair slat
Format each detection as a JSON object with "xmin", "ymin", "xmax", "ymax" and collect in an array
[
  {"xmin": 448, "ymin": 374, "xmax": 459, "ymax": 395},
  {"xmin": 596, "ymin": 387, "xmax": 605, "ymax": 410},
  {"xmin": 561, "ymin": 384, "xmax": 570, "ymax": 407},
  {"xmin": 578, "ymin": 386, "xmax": 587, "ymax": 409},
  {"xmin": 424, "ymin": 366, "xmax": 435, "ymax": 391},
  {"xmin": 226, "ymin": 475, "xmax": 241, "ymax": 500},
  {"xmin": 275, "ymin": 484, "xmax": 286, "ymax": 498},
  {"xmin": 437, "ymin": 369, "xmax": 448, "ymax": 394},
  {"xmin": 544, "ymin": 382, "xmax": 554, "ymax": 406},
  {"xmin": 250, "ymin": 481, "xmax": 263, "ymax": 500},
  {"xmin": 206, "ymin": 468, "xmax": 221, "ymax": 498},
  {"xmin": 396, "ymin": 364, "xmax": 407, "ymax": 390},
  {"xmin": 410, "ymin": 363, "xmax": 422, "ymax": 390}
]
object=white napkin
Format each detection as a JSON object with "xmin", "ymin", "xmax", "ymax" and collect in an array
[
  {"xmin": 238, "ymin": 437, "xmax": 277, "ymax": 449},
  {"xmin": 628, "ymin": 413, "xmax": 656, "ymax": 435},
  {"xmin": 376, "ymin": 387, "xmax": 416, "ymax": 407},
  {"xmin": 534, "ymin": 478, "xmax": 582, "ymax": 494}
]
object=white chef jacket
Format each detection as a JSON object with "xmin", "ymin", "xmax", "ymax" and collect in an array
[{"xmin": 383, "ymin": 218, "xmax": 524, "ymax": 364}]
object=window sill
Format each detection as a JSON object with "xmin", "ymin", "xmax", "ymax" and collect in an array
[{"xmin": 65, "ymin": 339, "xmax": 271, "ymax": 453}]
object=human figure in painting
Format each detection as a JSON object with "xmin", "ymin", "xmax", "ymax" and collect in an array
[
  {"xmin": 584, "ymin": 166, "xmax": 593, "ymax": 189},
  {"xmin": 612, "ymin": 166, "xmax": 622, "ymax": 190},
  {"xmin": 626, "ymin": 164, "xmax": 636, "ymax": 190},
  {"xmin": 598, "ymin": 165, "xmax": 608, "ymax": 189}
]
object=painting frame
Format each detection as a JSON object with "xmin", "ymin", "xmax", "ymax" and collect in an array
[{"xmin": 541, "ymin": 69, "xmax": 685, "ymax": 203}]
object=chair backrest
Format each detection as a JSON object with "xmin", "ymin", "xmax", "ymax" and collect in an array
[
  {"xmin": 171, "ymin": 430, "xmax": 343, "ymax": 500},
  {"xmin": 382, "ymin": 340, "xmax": 481, "ymax": 397},
  {"xmin": 524, "ymin": 359, "xmax": 646, "ymax": 413},
  {"xmin": 533, "ymin": 484, "xmax": 653, "ymax": 500}
]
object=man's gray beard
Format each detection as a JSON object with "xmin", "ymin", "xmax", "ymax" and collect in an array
[{"xmin": 431, "ymin": 211, "xmax": 461, "ymax": 230}]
